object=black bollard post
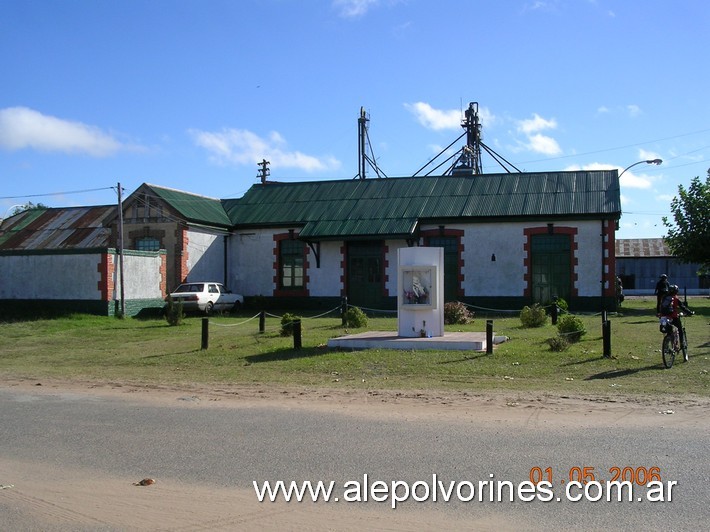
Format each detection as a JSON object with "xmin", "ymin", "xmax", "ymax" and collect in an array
[
  {"xmin": 293, "ymin": 319, "xmax": 302, "ymax": 350},
  {"xmin": 601, "ymin": 309, "xmax": 607, "ymax": 324},
  {"xmin": 551, "ymin": 304, "xmax": 558, "ymax": 325},
  {"xmin": 201, "ymin": 317, "xmax": 209, "ymax": 350},
  {"xmin": 486, "ymin": 319, "xmax": 493, "ymax": 355},
  {"xmin": 341, "ymin": 297, "xmax": 348, "ymax": 327},
  {"xmin": 259, "ymin": 310, "xmax": 265, "ymax": 333},
  {"xmin": 603, "ymin": 320, "xmax": 611, "ymax": 358}
]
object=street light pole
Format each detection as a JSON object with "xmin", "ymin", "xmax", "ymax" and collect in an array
[{"xmin": 618, "ymin": 158, "xmax": 663, "ymax": 179}]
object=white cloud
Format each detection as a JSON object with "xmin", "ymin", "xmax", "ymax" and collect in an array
[
  {"xmin": 525, "ymin": 133, "xmax": 562, "ymax": 155},
  {"xmin": 404, "ymin": 102, "xmax": 461, "ymax": 131},
  {"xmin": 517, "ymin": 113, "xmax": 557, "ymax": 134},
  {"xmin": 0, "ymin": 106, "xmax": 124, "ymax": 156},
  {"xmin": 404, "ymin": 102, "xmax": 495, "ymax": 132},
  {"xmin": 638, "ymin": 148, "xmax": 662, "ymax": 162},
  {"xmin": 620, "ymin": 171, "xmax": 653, "ymax": 189},
  {"xmin": 627, "ymin": 104, "xmax": 642, "ymax": 117},
  {"xmin": 514, "ymin": 113, "xmax": 561, "ymax": 155},
  {"xmin": 564, "ymin": 161, "xmax": 653, "ymax": 189},
  {"xmin": 189, "ymin": 128, "xmax": 341, "ymax": 172},
  {"xmin": 333, "ymin": 0, "xmax": 379, "ymax": 18}
]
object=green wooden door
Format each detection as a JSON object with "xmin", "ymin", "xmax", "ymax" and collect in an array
[
  {"xmin": 531, "ymin": 234, "xmax": 571, "ymax": 304},
  {"xmin": 347, "ymin": 242, "xmax": 383, "ymax": 308},
  {"xmin": 426, "ymin": 237, "xmax": 459, "ymax": 302}
]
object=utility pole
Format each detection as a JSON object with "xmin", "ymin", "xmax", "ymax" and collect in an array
[
  {"xmin": 257, "ymin": 159, "xmax": 270, "ymax": 183},
  {"xmin": 117, "ymin": 182, "xmax": 126, "ymax": 318}
]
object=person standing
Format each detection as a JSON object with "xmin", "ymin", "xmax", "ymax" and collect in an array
[
  {"xmin": 616, "ymin": 276, "xmax": 624, "ymax": 306},
  {"xmin": 654, "ymin": 274, "xmax": 670, "ymax": 315}
]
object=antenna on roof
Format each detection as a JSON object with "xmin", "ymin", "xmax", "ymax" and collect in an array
[{"xmin": 356, "ymin": 107, "xmax": 387, "ymax": 179}]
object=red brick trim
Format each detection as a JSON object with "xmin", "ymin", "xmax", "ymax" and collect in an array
[
  {"xmin": 381, "ymin": 243, "xmax": 390, "ymax": 297},
  {"xmin": 272, "ymin": 232, "xmax": 309, "ymax": 297},
  {"xmin": 602, "ymin": 220, "xmax": 616, "ymax": 297},
  {"xmin": 175, "ymin": 226, "xmax": 189, "ymax": 285},
  {"xmin": 159, "ymin": 253, "xmax": 167, "ymax": 296},
  {"xmin": 97, "ymin": 253, "xmax": 115, "ymax": 301}
]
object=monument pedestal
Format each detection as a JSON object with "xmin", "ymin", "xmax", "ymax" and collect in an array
[{"xmin": 397, "ymin": 247, "xmax": 444, "ymax": 338}]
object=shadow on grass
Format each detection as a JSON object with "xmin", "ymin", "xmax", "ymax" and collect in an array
[
  {"xmin": 245, "ymin": 346, "xmax": 331, "ymax": 363},
  {"xmin": 584, "ymin": 364, "xmax": 663, "ymax": 380},
  {"xmin": 437, "ymin": 353, "xmax": 491, "ymax": 364},
  {"xmin": 560, "ymin": 355, "xmax": 607, "ymax": 366},
  {"xmin": 140, "ymin": 349, "xmax": 201, "ymax": 359},
  {"xmin": 614, "ymin": 307, "xmax": 657, "ymax": 318}
]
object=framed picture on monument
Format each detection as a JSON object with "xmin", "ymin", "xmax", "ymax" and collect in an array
[{"xmin": 399, "ymin": 266, "xmax": 437, "ymax": 309}]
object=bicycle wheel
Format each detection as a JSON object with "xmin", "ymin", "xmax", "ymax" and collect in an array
[
  {"xmin": 681, "ymin": 328, "xmax": 688, "ymax": 362},
  {"xmin": 662, "ymin": 334, "xmax": 675, "ymax": 368}
]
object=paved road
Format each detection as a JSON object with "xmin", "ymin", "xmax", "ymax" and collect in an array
[{"xmin": 0, "ymin": 385, "xmax": 708, "ymax": 531}]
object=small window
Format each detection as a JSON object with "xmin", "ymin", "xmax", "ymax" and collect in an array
[
  {"xmin": 135, "ymin": 236, "xmax": 160, "ymax": 251},
  {"xmin": 279, "ymin": 239, "xmax": 305, "ymax": 290}
]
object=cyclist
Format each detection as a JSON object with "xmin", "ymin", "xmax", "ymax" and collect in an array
[
  {"xmin": 654, "ymin": 274, "xmax": 670, "ymax": 314},
  {"xmin": 659, "ymin": 285, "xmax": 693, "ymax": 361}
]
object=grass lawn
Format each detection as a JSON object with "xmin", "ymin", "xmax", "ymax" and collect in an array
[{"xmin": 1, "ymin": 297, "xmax": 708, "ymax": 397}]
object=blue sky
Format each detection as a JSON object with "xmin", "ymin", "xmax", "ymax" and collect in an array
[{"xmin": 1, "ymin": 0, "xmax": 708, "ymax": 239}]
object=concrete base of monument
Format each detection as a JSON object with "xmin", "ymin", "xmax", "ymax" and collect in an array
[{"xmin": 327, "ymin": 331, "xmax": 491, "ymax": 351}]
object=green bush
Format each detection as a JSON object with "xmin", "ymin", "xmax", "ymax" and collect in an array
[
  {"xmin": 546, "ymin": 336, "xmax": 570, "ymax": 352},
  {"xmin": 557, "ymin": 314, "xmax": 586, "ymax": 342},
  {"xmin": 164, "ymin": 295, "xmax": 184, "ymax": 326},
  {"xmin": 549, "ymin": 297, "xmax": 568, "ymax": 312},
  {"xmin": 344, "ymin": 306, "xmax": 368, "ymax": 328},
  {"xmin": 444, "ymin": 301, "xmax": 474, "ymax": 325},
  {"xmin": 520, "ymin": 304, "xmax": 548, "ymax": 328},
  {"xmin": 280, "ymin": 313, "xmax": 301, "ymax": 336}
]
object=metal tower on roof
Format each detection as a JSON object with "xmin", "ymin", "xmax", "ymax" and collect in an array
[
  {"xmin": 413, "ymin": 101, "xmax": 522, "ymax": 177},
  {"xmin": 356, "ymin": 107, "xmax": 387, "ymax": 179}
]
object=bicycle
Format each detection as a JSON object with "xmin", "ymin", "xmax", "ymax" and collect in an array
[{"xmin": 659, "ymin": 315, "xmax": 688, "ymax": 369}]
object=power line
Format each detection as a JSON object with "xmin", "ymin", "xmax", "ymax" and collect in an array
[
  {"xmin": 0, "ymin": 186, "xmax": 115, "ymax": 200},
  {"xmin": 516, "ymin": 128, "xmax": 710, "ymax": 166}
]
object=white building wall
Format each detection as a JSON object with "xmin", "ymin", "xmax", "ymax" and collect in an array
[
  {"xmin": 307, "ymin": 241, "xmax": 343, "ymax": 296},
  {"xmin": 229, "ymin": 228, "xmax": 276, "ymax": 296},
  {"xmin": 115, "ymin": 253, "xmax": 165, "ymax": 299},
  {"xmin": 458, "ymin": 223, "xmax": 527, "ymax": 297},
  {"xmin": 575, "ymin": 220, "xmax": 604, "ymax": 297},
  {"xmin": 225, "ymin": 219, "xmax": 607, "ymax": 300},
  {"xmin": 421, "ymin": 220, "xmax": 605, "ymax": 298},
  {"xmin": 0, "ymin": 253, "xmax": 101, "ymax": 299},
  {"xmin": 185, "ymin": 228, "xmax": 225, "ymax": 283}
]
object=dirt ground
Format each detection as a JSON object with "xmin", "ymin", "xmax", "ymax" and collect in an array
[{"xmin": 2, "ymin": 377, "xmax": 709, "ymax": 531}]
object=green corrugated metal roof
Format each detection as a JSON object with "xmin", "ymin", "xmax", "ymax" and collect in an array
[
  {"xmin": 223, "ymin": 171, "xmax": 621, "ymax": 239},
  {"xmin": 146, "ymin": 184, "xmax": 232, "ymax": 227}
]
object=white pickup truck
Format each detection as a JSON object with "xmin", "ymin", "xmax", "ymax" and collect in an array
[{"xmin": 166, "ymin": 282, "xmax": 244, "ymax": 314}]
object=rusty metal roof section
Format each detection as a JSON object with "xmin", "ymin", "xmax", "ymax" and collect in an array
[
  {"xmin": 615, "ymin": 238, "xmax": 670, "ymax": 258},
  {"xmin": 0, "ymin": 205, "xmax": 115, "ymax": 251},
  {"xmin": 224, "ymin": 171, "xmax": 621, "ymax": 239}
]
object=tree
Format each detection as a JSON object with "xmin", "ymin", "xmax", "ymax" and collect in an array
[
  {"xmin": 10, "ymin": 202, "xmax": 48, "ymax": 216},
  {"xmin": 662, "ymin": 172, "xmax": 710, "ymax": 273}
]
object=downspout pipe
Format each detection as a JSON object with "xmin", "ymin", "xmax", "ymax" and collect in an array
[
  {"xmin": 223, "ymin": 235, "xmax": 229, "ymax": 287},
  {"xmin": 601, "ymin": 219, "xmax": 605, "ymax": 313}
]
